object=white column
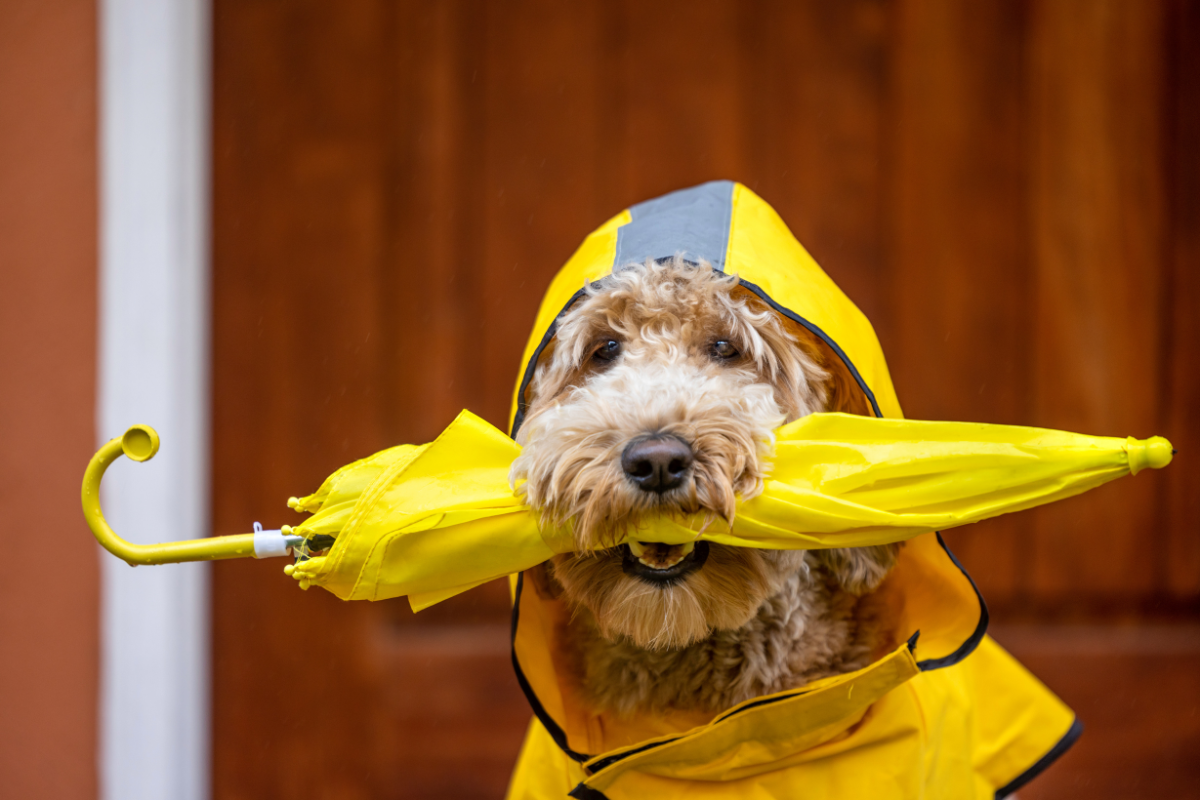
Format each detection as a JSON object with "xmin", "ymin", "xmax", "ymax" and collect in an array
[{"xmin": 98, "ymin": 1, "xmax": 210, "ymax": 799}]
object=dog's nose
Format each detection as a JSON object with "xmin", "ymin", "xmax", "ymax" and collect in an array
[{"xmin": 621, "ymin": 435, "xmax": 693, "ymax": 493}]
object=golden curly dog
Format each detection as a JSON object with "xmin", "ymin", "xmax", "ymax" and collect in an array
[{"xmin": 511, "ymin": 257, "xmax": 899, "ymax": 717}]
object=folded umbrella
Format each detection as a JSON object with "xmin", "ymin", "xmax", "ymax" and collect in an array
[{"xmin": 280, "ymin": 408, "xmax": 1172, "ymax": 610}]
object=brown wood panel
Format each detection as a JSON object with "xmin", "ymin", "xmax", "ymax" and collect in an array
[
  {"xmin": 994, "ymin": 624, "xmax": 1200, "ymax": 800},
  {"xmin": 596, "ymin": 0, "xmax": 747, "ymax": 210},
  {"xmin": 382, "ymin": 0, "xmax": 490, "ymax": 443},
  {"xmin": 213, "ymin": 3, "xmax": 526, "ymax": 798},
  {"xmin": 738, "ymin": 0, "xmax": 891, "ymax": 330},
  {"xmin": 478, "ymin": 0, "xmax": 606, "ymax": 428},
  {"xmin": 887, "ymin": 0, "xmax": 1030, "ymax": 603},
  {"xmin": 0, "ymin": 1, "xmax": 99, "ymax": 796},
  {"xmin": 1027, "ymin": 0, "xmax": 1169, "ymax": 598},
  {"xmin": 1163, "ymin": 0, "xmax": 1200, "ymax": 597},
  {"xmin": 212, "ymin": 3, "xmax": 393, "ymax": 796}
]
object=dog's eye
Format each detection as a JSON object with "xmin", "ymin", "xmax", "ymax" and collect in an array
[
  {"xmin": 711, "ymin": 340, "xmax": 739, "ymax": 360},
  {"xmin": 591, "ymin": 339, "xmax": 621, "ymax": 363}
]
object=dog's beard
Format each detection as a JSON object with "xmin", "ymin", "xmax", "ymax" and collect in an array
[
  {"xmin": 511, "ymin": 362, "xmax": 783, "ymax": 551},
  {"xmin": 549, "ymin": 545, "xmax": 804, "ymax": 650}
]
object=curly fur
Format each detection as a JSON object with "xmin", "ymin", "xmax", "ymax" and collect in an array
[
  {"xmin": 555, "ymin": 556, "xmax": 877, "ymax": 715},
  {"xmin": 511, "ymin": 258, "xmax": 899, "ymax": 715}
]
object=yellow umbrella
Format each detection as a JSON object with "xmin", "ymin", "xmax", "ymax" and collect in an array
[
  {"xmin": 83, "ymin": 409, "xmax": 1172, "ymax": 609},
  {"xmin": 281, "ymin": 409, "xmax": 1172, "ymax": 608}
]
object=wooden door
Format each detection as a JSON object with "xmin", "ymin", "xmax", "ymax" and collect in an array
[{"xmin": 211, "ymin": 2, "xmax": 1200, "ymax": 797}]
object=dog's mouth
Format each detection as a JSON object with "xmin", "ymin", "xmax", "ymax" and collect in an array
[{"xmin": 621, "ymin": 540, "xmax": 709, "ymax": 585}]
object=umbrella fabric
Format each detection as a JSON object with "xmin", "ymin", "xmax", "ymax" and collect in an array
[{"xmin": 286, "ymin": 409, "xmax": 1171, "ymax": 609}]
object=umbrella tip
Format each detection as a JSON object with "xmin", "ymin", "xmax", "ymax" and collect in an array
[{"xmin": 1127, "ymin": 436, "xmax": 1173, "ymax": 474}]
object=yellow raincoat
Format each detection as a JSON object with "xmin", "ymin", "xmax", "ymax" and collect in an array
[
  {"xmin": 498, "ymin": 182, "xmax": 1078, "ymax": 799},
  {"xmin": 283, "ymin": 182, "xmax": 1171, "ymax": 798}
]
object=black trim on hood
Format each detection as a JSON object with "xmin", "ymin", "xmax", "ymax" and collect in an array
[
  {"xmin": 584, "ymin": 731, "xmax": 685, "ymax": 775},
  {"xmin": 994, "ymin": 717, "xmax": 1083, "ymax": 799},
  {"xmin": 917, "ymin": 532, "xmax": 990, "ymax": 671},
  {"xmin": 572, "ymin": 630, "xmax": 943, "ymax": 777},
  {"xmin": 511, "ymin": 288, "xmax": 588, "ymax": 438},
  {"xmin": 734, "ymin": 277, "xmax": 883, "ymax": 418},
  {"xmin": 702, "ymin": 634, "xmax": 917, "ymax": 728},
  {"xmin": 509, "ymin": 534, "xmax": 989, "ymax": 776}
]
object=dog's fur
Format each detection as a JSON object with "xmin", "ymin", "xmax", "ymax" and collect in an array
[{"xmin": 511, "ymin": 258, "xmax": 898, "ymax": 716}]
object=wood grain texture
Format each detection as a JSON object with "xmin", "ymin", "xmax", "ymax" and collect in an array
[
  {"xmin": 995, "ymin": 624, "xmax": 1200, "ymax": 800},
  {"xmin": 738, "ymin": 0, "xmax": 890, "ymax": 330},
  {"xmin": 211, "ymin": 1, "xmax": 1197, "ymax": 796},
  {"xmin": 479, "ymin": 0, "xmax": 606, "ymax": 428},
  {"xmin": 1163, "ymin": 0, "xmax": 1200, "ymax": 597},
  {"xmin": 212, "ymin": 3, "xmax": 523, "ymax": 797},
  {"xmin": 597, "ymin": 0, "xmax": 747, "ymax": 209},
  {"xmin": 382, "ymin": 0, "xmax": 490, "ymax": 442},
  {"xmin": 889, "ymin": 0, "xmax": 1030, "ymax": 602},
  {"xmin": 1027, "ymin": 0, "xmax": 1168, "ymax": 598},
  {"xmin": 212, "ymin": 3, "xmax": 391, "ymax": 796}
]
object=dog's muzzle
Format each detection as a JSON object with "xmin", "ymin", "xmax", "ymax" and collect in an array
[{"xmin": 621, "ymin": 540, "xmax": 709, "ymax": 585}]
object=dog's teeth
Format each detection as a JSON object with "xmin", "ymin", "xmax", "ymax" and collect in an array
[
  {"xmin": 643, "ymin": 554, "xmax": 686, "ymax": 569},
  {"xmin": 631, "ymin": 541, "xmax": 695, "ymax": 570}
]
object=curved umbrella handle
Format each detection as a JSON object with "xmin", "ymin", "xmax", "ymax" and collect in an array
[{"xmin": 81, "ymin": 425, "xmax": 302, "ymax": 565}]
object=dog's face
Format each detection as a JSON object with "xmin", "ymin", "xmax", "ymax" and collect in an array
[{"xmin": 511, "ymin": 258, "xmax": 878, "ymax": 650}]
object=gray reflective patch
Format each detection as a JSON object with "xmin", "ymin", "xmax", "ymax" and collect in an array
[{"xmin": 613, "ymin": 180, "xmax": 735, "ymax": 272}]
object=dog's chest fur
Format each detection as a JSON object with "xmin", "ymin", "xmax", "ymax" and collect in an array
[{"xmin": 563, "ymin": 563, "xmax": 875, "ymax": 716}]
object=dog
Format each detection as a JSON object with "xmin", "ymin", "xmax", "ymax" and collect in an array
[{"xmin": 510, "ymin": 257, "xmax": 900, "ymax": 718}]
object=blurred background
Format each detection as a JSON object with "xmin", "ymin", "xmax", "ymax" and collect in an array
[{"xmin": 3, "ymin": 0, "xmax": 1198, "ymax": 798}]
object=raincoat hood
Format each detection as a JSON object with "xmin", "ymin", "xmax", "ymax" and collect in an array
[{"xmin": 501, "ymin": 182, "xmax": 1077, "ymax": 799}]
